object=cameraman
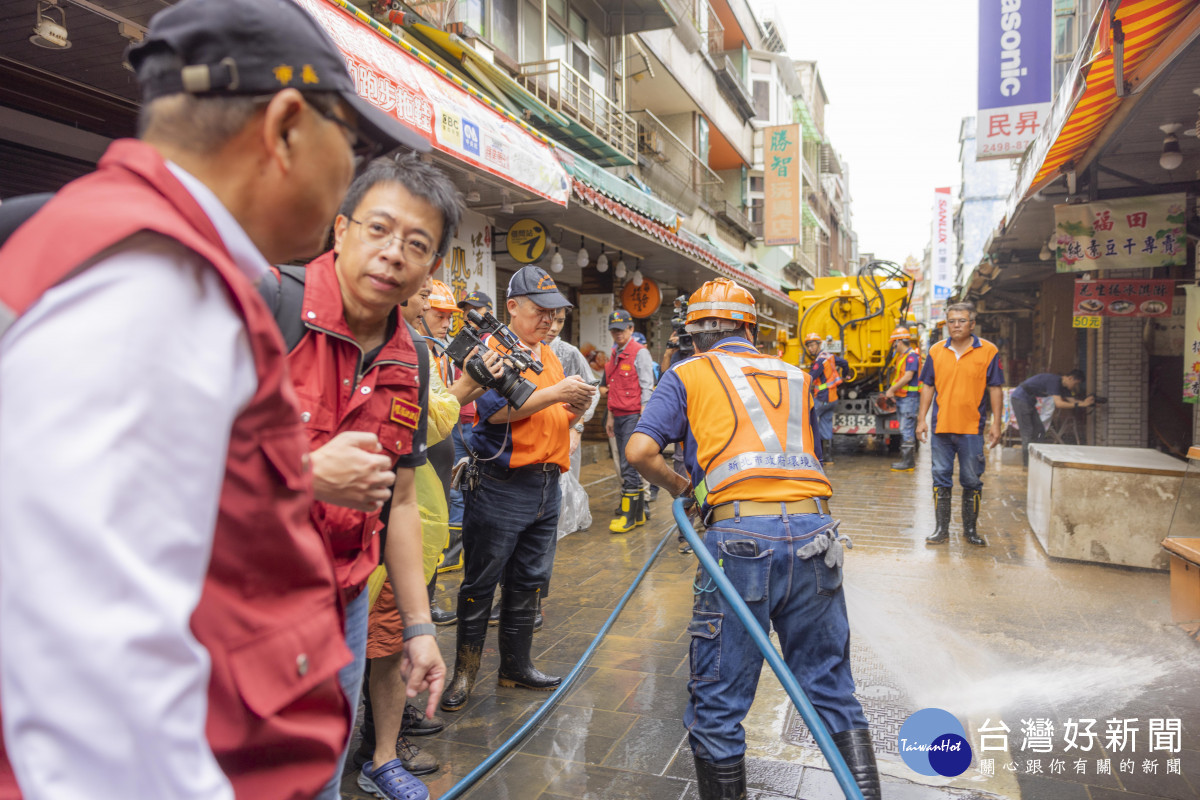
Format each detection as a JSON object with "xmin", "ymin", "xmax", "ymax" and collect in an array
[{"xmin": 441, "ymin": 266, "xmax": 595, "ymax": 712}]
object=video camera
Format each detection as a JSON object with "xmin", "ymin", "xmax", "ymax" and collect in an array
[
  {"xmin": 670, "ymin": 295, "xmax": 694, "ymax": 357},
  {"xmin": 443, "ymin": 310, "xmax": 543, "ymax": 409}
]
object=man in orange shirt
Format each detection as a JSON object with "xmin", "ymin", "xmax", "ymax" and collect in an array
[
  {"xmin": 916, "ymin": 302, "xmax": 1003, "ymax": 546},
  {"xmin": 440, "ymin": 266, "xmax": 595, "ymax": 712}
]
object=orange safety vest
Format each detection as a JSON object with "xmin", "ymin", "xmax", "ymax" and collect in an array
[
  {"xmin": 812, "ymin": 352, "xmax": 843, "ymax": 401},
  {"xmin": 674, "ymin": 347, "xmax": 831, "ymax": 508}
]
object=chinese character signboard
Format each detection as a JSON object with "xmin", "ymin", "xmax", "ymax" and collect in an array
[
  {"xmin": 505, "ymin": 218, "xmax": 547, "ymax": 264},
  {"xmin": 763, "ymin": 124, "xmax": 800, "ymax": 247},
  {"xmin": 435, "ymin": 209, "xmax": 494, "ymax": 334},
  {"xmin": 1185, "ymin": 285, "xmax": 1200, "ymax": 405},
  {"xmin": 297, "ymin": 0, "xmax": 569, "ymax": 206},
  {"xmin": 932, "ymin": 188, "xmax": 954, "ymax": 300},
  {"xmin": 621, "ymin": 278, "xmax": 662, "ymax": 319},
  {"xmin": 1073, "ymin": 279, "xmax": 1174, "ymax": 318},
  {"xmin": 977, "ymin": 0, "xmax": 1052, "ymax": 160},
  {"xmin": 1054, "ymin": 195, "xmax": 1186, "ymax": 272}
]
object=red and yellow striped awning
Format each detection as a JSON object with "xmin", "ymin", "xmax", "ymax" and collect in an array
[{"xmin": 1027, "ymin": 0, "xmax": 1200, "ymax": 194}]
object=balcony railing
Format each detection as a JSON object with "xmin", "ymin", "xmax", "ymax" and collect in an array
[
  {"xmin": 713, "ymin": 199, "xmax": 756, "ymax": 241},
  {"xmin": 682, "ymin": 0, "xmax": 724, "ymax": 56},
  {"xmin": 517, "ymin": 59, "xmax": 637, "ymax": 164},
  {"xmin": 630, "ymin": 108, "xmax": 721, "ymax": 215}
]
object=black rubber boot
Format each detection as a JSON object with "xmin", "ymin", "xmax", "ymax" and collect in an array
[
  {"xmin": 926, "ymin": 486, "xmax": 952, "ymax": 544},
  {"xmin": 832, "ymin": 728, "xmax": 882, "ymax": 800},
  {"xmin": 890, "ymin": 442, "xmax": 916, "ymax": 471},
  {"xmin": 822, "ymin": 438, "xmax": 835, "ymax": 465},
  {"xmin": 641, "ymin": 490, "xmax": 650, "ymax": 522},
  {"xmin": 962, "ymin": 487, "xmax": 987, "ymax": 546},
  {"xmin": 497, "ymin": 589, "xmax": 561, "ymax": 690},
  {"xmin": 439, "ymin": 592, "xmax": 492, "ymax": 711},
  {"xmin": 693, "ymin": 755, "xmax": 747, "ymax": 800},
  {"xmin": 427, "ymin": 576, "xmax": 456, "ymax": 626}
]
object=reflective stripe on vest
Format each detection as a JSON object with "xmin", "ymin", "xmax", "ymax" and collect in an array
[{"xmin": 695, "ymin": 354, "xmax": 824, "ymax": 506}]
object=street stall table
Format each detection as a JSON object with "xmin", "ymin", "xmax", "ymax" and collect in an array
[
  {"xmin": 1161, "ymin": 446, "xmax": 1200, "ymax": 622},
  {"xmin": 1027, "ymin": 444, "xmax": 1193, "ymax": 570}
]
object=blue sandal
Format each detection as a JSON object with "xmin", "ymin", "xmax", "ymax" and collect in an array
[{"xmin": 357, "ymin": 759, "xmax": 430, "ymax": 800}]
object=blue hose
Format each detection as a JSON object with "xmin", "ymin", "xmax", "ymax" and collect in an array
[
  {"xmin": 434, "ymin": 522, "xmax": 676, "ymax": 800},
  {"xmin": 673, "ymin": 499, "xmax": 866, "ymax": 800}
]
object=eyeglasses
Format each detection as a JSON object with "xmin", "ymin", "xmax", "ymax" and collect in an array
[
  {"xmin": 945, "ymin": 318, "xmax": 972, "ymax": 326},
  {"xmin": 299, "ymin": 95, "xmax": 380, "ymax": 163},
  {"xmin": 349, "ymin": 217, "xmax": 438, "ymax": 266}
]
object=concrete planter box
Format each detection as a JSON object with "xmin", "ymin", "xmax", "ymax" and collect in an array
[{"xmin": 1026, "ymin": 444, "xmax": 1192, "ymax": 570}]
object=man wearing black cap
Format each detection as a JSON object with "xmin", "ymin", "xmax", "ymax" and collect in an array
[
  {"xmin": 0, "ymin": 0, "xmax": 427, "ymax": 798},
  {"xmin": 440, "ymin": 266, "xmax": 595, "ymax": 712}
]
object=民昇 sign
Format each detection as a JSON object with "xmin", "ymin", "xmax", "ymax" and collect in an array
[
  {"xmin": 977, "ymin": 0, "xmax": 1052, "ymax": 160},
  {"xmin": 1073, "ymin": 279, "xmax": 1174, "ymax": 318},
  {"xmin": 1055, "ymin": 195, "xmax": 1186, "ymax": 272}
]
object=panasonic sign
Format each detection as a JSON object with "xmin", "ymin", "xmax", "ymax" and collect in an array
[{"xmin": 977, "ymin": 0, "xmax": 1051, "ymax": 160}]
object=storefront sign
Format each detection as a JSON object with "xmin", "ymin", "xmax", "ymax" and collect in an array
[
  {"xmin": 977, "ymin": 0, "xmax": 1052, "ymax": 160},
  {"xmin": 1185, "ymin": 285, "xmax": 1200, "ymax": 405},
  {"xmin": 297, "ymin": 0, "xmax": 569, "ymax": 206},
  {"xmin": 932, "ymin": 188, "xmax": 954, "ymax": 300},
  {"xmin": 505, "ymin": 218, "xmax": 548, "ymax": 263},
  {"xmin": 579, "ymin": 294, "xmax": 614, "ymax": 372},
  {"xmin": 435, "ymin": 209, "xmax": 494, "ymax": 334},
  {"xmin": 1054, "ymin": 194, "xmax": 1186, "ymax": 272},
  {"xmin": 1073, "ymin": 279, "xmax": 1174, "ymax": 317},
  {"xmin": 1072, "ymin": 316, "xmax": 1101, "ymax": 329},
  {"xmin": 621, "ymin": 278, "xmax": 662, "ymax": 319},
  {"xmin": 763, "ymin": 125, "xmax": 801, "ymax": 247}
]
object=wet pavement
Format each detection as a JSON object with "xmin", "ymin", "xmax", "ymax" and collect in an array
[{"xmin": 337, "ymin": 441, "xmax": 1200, "ymax": 800}]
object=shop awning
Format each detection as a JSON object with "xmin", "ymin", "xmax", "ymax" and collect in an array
[
  {"xmin": 557, "ymin": 149, "xmax": 682, "ymax": 229},
  {"xmin": 297, "ymin": 0, "xmax": 570, "ymax": 206},
  {"xmin": 1014, "ymin": 0, "xmax": 1200, "ymax": 201}
]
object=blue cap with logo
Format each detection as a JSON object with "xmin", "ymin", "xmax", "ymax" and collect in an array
[
  {"xmin": 457, "ymin": 290, "xmax": 493, "ymax": 310},
  {"xmin": 608, "ymin": 309, "xmax": 634, "ymax": 330},
  {"xmin": 507, "ymin": 265, "xmax": 571, "ymax": 309}
]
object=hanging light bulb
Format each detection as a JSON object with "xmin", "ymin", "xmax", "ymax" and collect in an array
[
  {"xmin": 632, "ymin": 259, "xmax": 644, "ymax": 285},
  {"xmin": 550, "ymin": 246, "xmax": 564, "ymax": 272},
  {"xmin": 1160, "ymin": 123, "xmax": 1184, "ymax": 170},
  {"xmin": 596, "ymin": 245, "xmax": 609, "ymax": 273},
  {"xmin": 576, "ymin": 236, "xmax": 589, "ymax": 268},
  {"xmin": 615, "ymin": 253, "xmax": 627, "ymax": 279}
]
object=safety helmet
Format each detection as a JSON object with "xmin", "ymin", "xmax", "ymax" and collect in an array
[
  {"xmin": 427, "ymin": 279, "xmax": 458, "ymax": 312},
  {"xmin": 685, "ymin": 278, "xmax": 756, "ymax": 333},
  {"xmin": 889, "ymin": 325, "xmax": 914, "ymax": 342},
  {"xmin": 803, "ymin": 333, "xmax": 822, "ymax": 344}
]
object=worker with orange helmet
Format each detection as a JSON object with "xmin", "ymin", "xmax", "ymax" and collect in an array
[
  {"xmin": 802, "ymin": 332, "xmax": 848, "ymax": 465},
  {"xmin": 625, "ymin": 278, "xmax": 879, "ymax": 800},
  {"xmin": 884, "ymin": 325, "xmax": 921, "ymax": 471}
]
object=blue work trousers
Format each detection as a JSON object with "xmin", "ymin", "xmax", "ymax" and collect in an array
[
  {"xmin": 460, "ymin": 463, "xmax": 561, "ymax": 597},
  {"xmin": 684, "ymin": 510, "xmax": 868, "ymax": 763},
  {"xmin": 448, "ymin": 422, "xmax": 471, "ymax": 530},
  {"xmin": 316, "ymin": 587, "xmax": 369, "ymax": 799},
  {"xmin": 896, "ymin": 394, "xmax": 919, "ymax": 445},
  {"xmin": 930, "ymin": 432, "xmax": 985, "ymax": 490},
  {"xmin": 813, "ymin": 398, "xmax": 836, "ymax": 442},
  {"xmin": 612, "ymin": 412, "xmax": 643, "ymax": 493}
]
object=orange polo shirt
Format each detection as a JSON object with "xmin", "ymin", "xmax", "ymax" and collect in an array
[{"xmin": 919, "ymin": 335, "xmax": 1003, "ymax": 435}]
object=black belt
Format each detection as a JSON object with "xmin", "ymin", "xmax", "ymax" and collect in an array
[{"xmin": 479, "ymin": 460, "xmax": 559, "ymax": 478}]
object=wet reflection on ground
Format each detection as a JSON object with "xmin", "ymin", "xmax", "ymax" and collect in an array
[{"xmin": 338, "ymin": 443, "xmax": 1200, "ymax": 800}]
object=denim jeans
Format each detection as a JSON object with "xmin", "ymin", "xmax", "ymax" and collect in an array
[
  {"xmin": 449, "ymin": 422, "xmax": 471, "ymax": 530},
  {"xmin": 684, "ymin": 510, "xmax": 867, "ymax": 763},
  {"xmin": 460, "ymin": 462, "xmax": 561, "ymax": 597},
  {"xmin": 612, "ymin": 412, "xmax": 642, "ymax": 492},
  {"xmin": 1010, "ymin": 396, "xmax": 1044, "ymax": 466},
  {"xmin": 814, "ymin": 398, "xmax": 836, "ymax": 442},
  {"xmin": 316, "ymin": 587, "xmax": 369, "ymax": 799},
  {"xmin": 930, "ymin": 432, "xmax": 985, "ymax": 490},
  {"xmin": 896, "ymin": 394, "xmax": 919, "ymax": 444}
]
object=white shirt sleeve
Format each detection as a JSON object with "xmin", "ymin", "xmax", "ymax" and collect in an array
[
  {"xmin": 634, "ymin": 347, "xmax": 656, "ymax": 406},
  {"xmin": 0, "ymin": 234, "xmax": 256, "ymax": 800}
]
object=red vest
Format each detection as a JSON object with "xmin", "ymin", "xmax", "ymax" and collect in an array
[
  {"xmin": 0, "ymin": 140, "xmax": 350, "ymax": 799},
  {"xmin": 605, "ymin": 339, "xmax": 645, "ymax": 415},
  {"xmin": 287, "ymin": 250, "xmax": 421, "ymax": 591}
]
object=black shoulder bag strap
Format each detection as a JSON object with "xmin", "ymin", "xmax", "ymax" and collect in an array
[
  {"xmin": 258, "ymin": 265, "xmax": 309, "ymax": 353},
  {"xmin": 376, "ymin": 320, "xmax": 429, "ymax": 560}
]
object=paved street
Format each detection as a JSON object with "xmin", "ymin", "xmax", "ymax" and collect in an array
[{"xmin": 338, "ymin": 443, "xmax": 1200, "ymax": 800}]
